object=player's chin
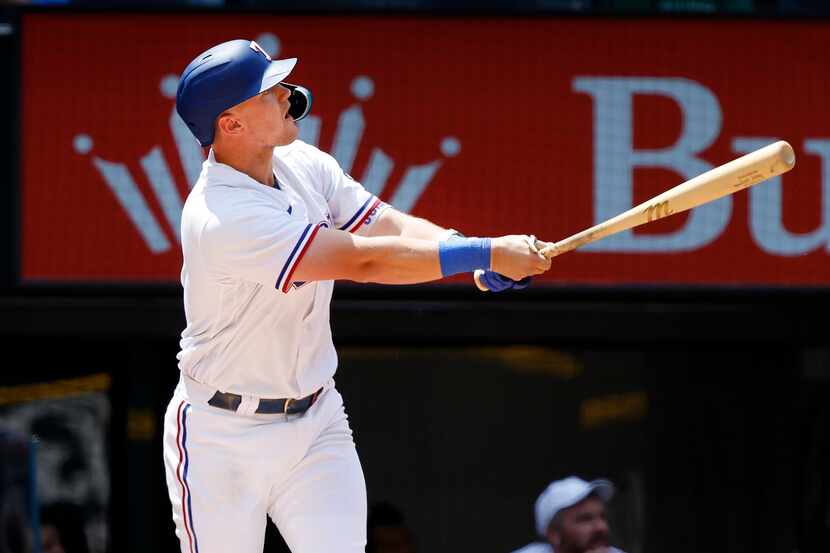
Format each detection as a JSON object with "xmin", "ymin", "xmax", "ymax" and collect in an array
[
  {"xmin": 273, "ymin": 125, "xmax": 299, "ymax": 147},
  {"xmin": 284, "ymin": 117, "xmax": 299, "ymax": 135}
]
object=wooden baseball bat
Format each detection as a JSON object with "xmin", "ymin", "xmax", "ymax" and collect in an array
[{"xmin": 474, "ymin": 140, "xmax": 796, "ymax": 291}]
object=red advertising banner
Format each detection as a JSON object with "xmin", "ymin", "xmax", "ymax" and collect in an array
[{"xmin": 20, "ymin": 14, "xmax": 830, "ymax": 285}]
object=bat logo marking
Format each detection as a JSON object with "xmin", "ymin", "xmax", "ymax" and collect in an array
[{"xmin": 644, "ymin": 201, "xmax": 673, "ymax": 223}]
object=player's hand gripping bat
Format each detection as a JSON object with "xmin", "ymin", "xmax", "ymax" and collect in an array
[{"xmin": 474, "ymin": 140, "xmax": 796, "ymax": 291}]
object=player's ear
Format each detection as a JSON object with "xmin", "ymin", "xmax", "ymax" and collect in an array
[{"xmin": 216, "ymin": 111, "xmax": 244, "ymax": 139}]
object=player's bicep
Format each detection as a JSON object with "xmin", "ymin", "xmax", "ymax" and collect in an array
[
  {"xmin": 364, "ymin": 206, "xmax": 402, "ymax": 237},
  {"xmin": 365, "ymin": 207, "xmax": 450, "ymax": 241}
]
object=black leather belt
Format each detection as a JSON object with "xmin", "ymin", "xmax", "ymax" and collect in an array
[{"xmin": 207, "ymin": 388, "xmax": 323, "ymax": 415}]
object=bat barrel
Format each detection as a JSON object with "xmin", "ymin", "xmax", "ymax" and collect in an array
[
  {"xmin": 776, "ymin": 141, "xmax": 796, "ymax": 167},
  {"xmin": 537, "ymin": 140, "xmax": 796, "ymax": 259},
  {"xmin": 724, "ymin": 140, "xmax": 795, "ymax": 190}
]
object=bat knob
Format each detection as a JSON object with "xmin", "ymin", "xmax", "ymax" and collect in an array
[{"xmin": 473, "ymin": 269, "xmax": 489, "ymax": 292}]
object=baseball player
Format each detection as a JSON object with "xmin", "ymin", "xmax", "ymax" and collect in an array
[
  {"xmin": 511, "ymin": 477, "xmax": 626, "ymax": 553},
  {"xmin": 163, "ymin": 38, "xmax": 550, "ymax": 553}
]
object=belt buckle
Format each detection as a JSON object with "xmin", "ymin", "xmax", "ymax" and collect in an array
[{"xmin": 284, "ymin": 398, "xmax": 293, "ymax": 414}]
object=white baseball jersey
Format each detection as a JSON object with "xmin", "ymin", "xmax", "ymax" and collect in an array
[
  {"xmin": 176, "ymin": 140, "xmax": 386, "ymax": 398},
  {"xmin": 164, "ymin": 140, "xmax": 376, "ymax": 553}
]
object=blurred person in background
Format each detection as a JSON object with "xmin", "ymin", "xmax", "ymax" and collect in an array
[
  {"xmin": 512, "ymin": 476, "xmax": 625, "ymax": 553},
  {"xmin": 367, "ymin": 501, "xmax": 416, "ymax": 553},
  {"xmin": 40, "ymin": 502, "xmax": 89, "ymax": 553}
]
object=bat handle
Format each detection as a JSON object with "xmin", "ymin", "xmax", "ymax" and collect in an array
[
  {"xmin": 539, "ymin": 244, "xmax": 556, "ymax": 258},
  {"xmin": 473, "ymin": 237, "xmax": 554, "ymax": 292}
]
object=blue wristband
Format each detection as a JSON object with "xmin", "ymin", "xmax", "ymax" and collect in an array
[{"xmin": 438, "ymin": 237, "xmax": 491, "ymax": 277}]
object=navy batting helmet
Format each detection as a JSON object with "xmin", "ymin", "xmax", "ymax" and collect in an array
[{"xmin": 175, "ymin": 39, "xmax": 313, "ymax": 147}]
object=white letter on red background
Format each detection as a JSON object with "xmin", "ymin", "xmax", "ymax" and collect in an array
[
  {"xmin": 573, "ymin": 77, "xmax": 727, "ymax": 252},
  {"xmin": 735, "ymin": 137, "xmax": 830, "ymax": 256}
]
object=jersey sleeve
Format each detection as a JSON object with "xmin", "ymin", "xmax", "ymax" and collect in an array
[
  {"xmin": 202, "ymin": 203, "xmax": 325, "ymax": 294},
  {"xmin": 310, "ymin": 146, "xmax": 389, "ymax": 235}
]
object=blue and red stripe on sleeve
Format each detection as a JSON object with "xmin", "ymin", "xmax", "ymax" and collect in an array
[
  {"xmin": 339, "ymin": 197, "xmax": 383, "ymax": 234},
  {"xmin": 275, "ymin": 222, "xmax": 328, "ymax": 293}
]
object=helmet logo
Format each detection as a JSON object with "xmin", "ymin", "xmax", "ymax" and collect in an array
[{"xmin": 249, "ymin": 40, "xmax": 272, "ymax": 61}]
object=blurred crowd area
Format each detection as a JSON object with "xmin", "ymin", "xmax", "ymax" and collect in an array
[
  {"xmin": 1, "ymin": 346, "xmax": 828, "ymax": 553},
  {"xmin": 1, "ymin": 0, "xmax": 829, "ymax": 16}
]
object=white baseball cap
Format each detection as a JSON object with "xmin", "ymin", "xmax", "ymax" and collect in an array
[{"xmin": 534, "ymin": 476, "xmax": 615, "ymax": 537}]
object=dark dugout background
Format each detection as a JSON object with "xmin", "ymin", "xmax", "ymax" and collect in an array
[
  {"xmin": 3, "ymin": 292, "xmax": 828, "ymax": 553},
  {"xmin": 1, "ymin": 5, "xmax": 829, "ymax": 553}
]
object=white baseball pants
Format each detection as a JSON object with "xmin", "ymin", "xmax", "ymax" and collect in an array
[{"xmin": 162, "ymin": 375, "xmax": 367, "ymax": 553}]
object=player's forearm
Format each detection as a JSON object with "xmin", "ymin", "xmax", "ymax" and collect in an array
[
  {"xmin": 369, "ymin": 208, "xmax": 448, "ymax": 240},
  {"xmin": 349, "ymin": 236, "xmax": 443, "ymax": 284}
]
